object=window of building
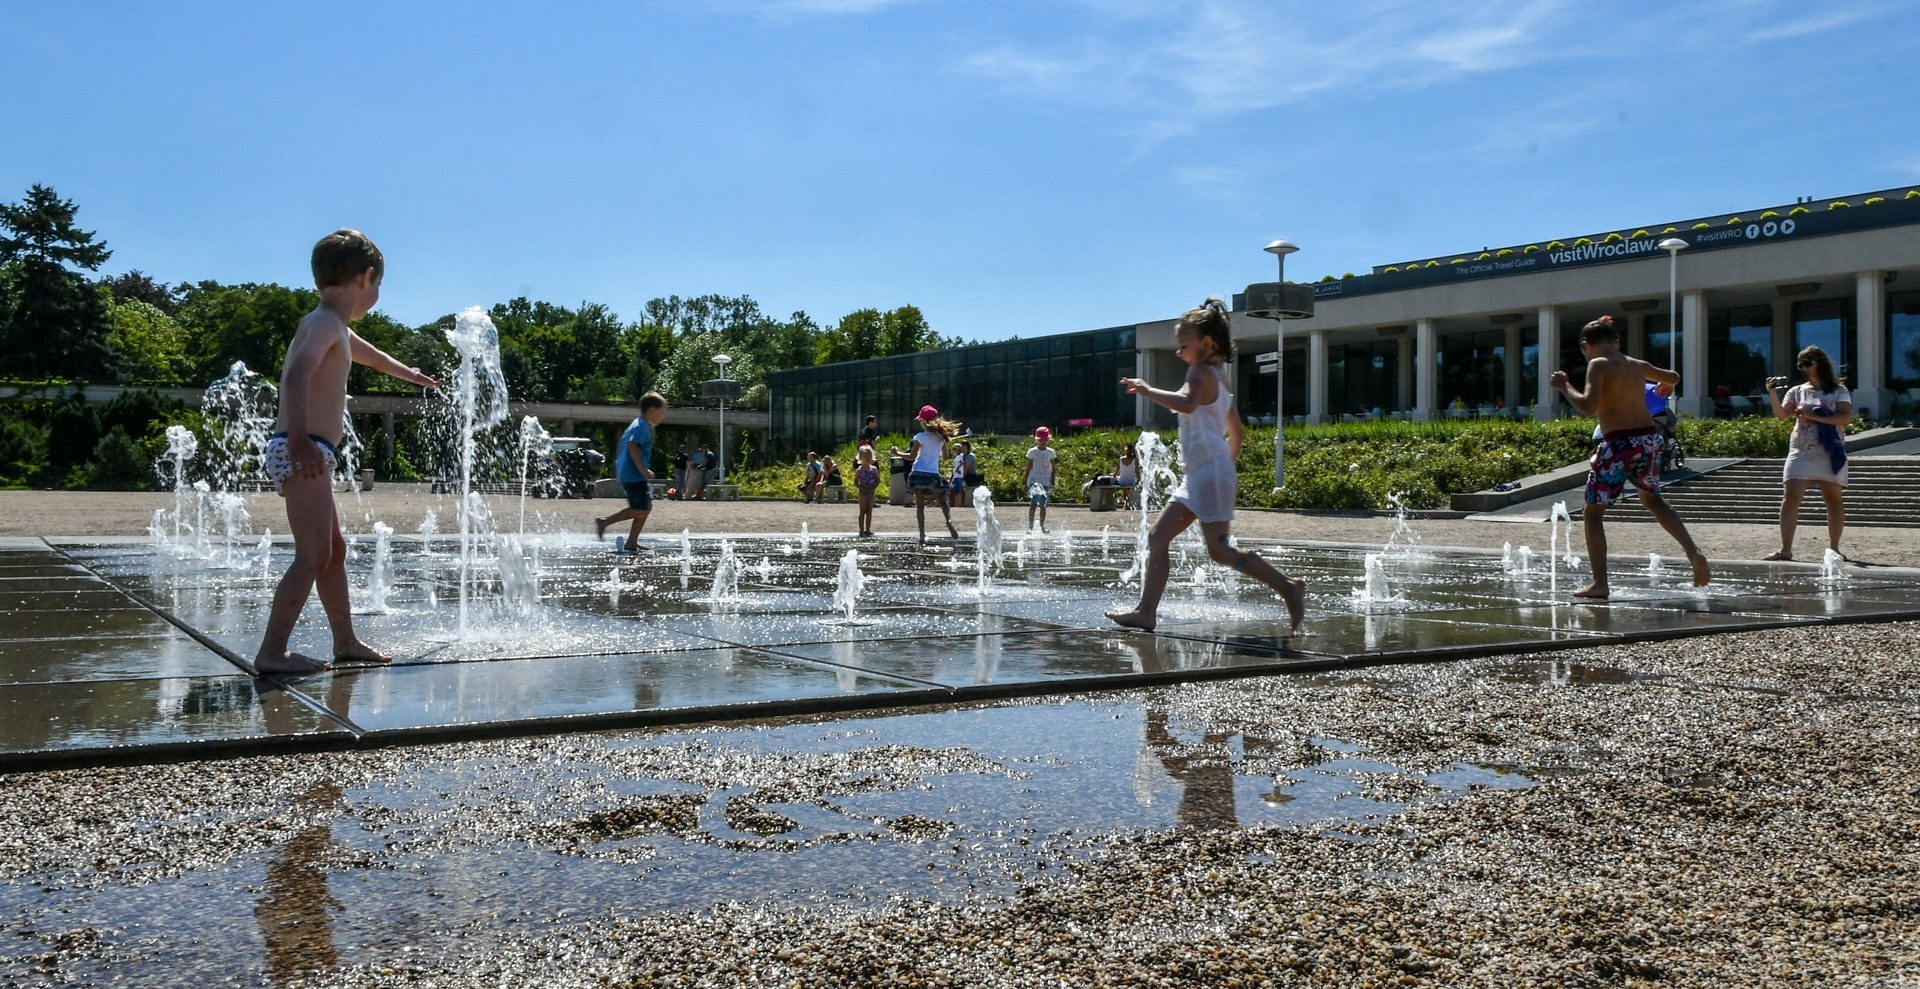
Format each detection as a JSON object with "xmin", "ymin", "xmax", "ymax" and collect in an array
[
  {"xmin": 1643, "ymin": 314, "xmax": 1683, "ymax": 385},
  {"xmin": 1791, "ymin": 297, "xmax": 1852, "ymax": 374},
  {"xmin": 1436, "ymin": 329, "xmax": 1506, "ymax": 410},
  {"xmin": 1708, "ymin": 305, "xmax": 1773, "ymax": 412},
  {"xmin": 1889, "ymin": 291, "xmax": 1920, "ymax": 396}
]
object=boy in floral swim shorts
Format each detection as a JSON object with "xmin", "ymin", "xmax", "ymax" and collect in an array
[{"xmin": 1549, "ymin": 315, "xmax": 1709, "ymax": 598}]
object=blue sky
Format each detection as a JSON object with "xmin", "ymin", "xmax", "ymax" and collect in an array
[{"xmin": 4, "ymin": 1, "xmax": 1917, "ymax": 340}]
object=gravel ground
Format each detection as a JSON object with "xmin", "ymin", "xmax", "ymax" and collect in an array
[{"xmin": 3, "ymin": 489, "xmax": 1919, "ymax": 986}]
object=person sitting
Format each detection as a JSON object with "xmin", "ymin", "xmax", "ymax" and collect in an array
[
  {"xmin": 799, "ymin": 452, "xmax": 824, "ymax": 503},
  {"xmin": 817, "ymin": 453, "xmax": 841, "ymax": 501}
]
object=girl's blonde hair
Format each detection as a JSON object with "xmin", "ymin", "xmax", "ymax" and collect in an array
[
  {"xmin": 1176, "ymin": 297, "xmax": 1234, "ymax": 362},
  {"xmin": 919, "ymin": 415, "xmax": 962, "ymax": 439},
  {"xmin": 857, "ymin": 445, "xmax": 876, "ymax": 465}
]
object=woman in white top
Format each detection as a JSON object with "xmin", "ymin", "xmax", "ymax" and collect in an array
[
  {"xmin": 1116, "ymin": 442, "xmax": 1139, "ymax": 509},
  {"xmin": 1106, "ymin": 298, "xmax": 1307, "ymax": 633},
  {"xmin": 1763, "ymin": 345, "xmax": 1852, "ymax": 561}
]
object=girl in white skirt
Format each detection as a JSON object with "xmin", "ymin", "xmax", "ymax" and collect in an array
[
  {"xmin": 1763, "ymin": 345, "xmax": 1853, "ymax": 561},
  {"xmin": 1107, "ymin": 298, "xmax": 1307, "ymax": 633}
]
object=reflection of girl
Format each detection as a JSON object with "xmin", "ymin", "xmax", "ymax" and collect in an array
[
  {"xmin": 1106, "ymin": 298, "xmax": 1307, "ymax": 633},
  {"xmin": 1763, "ymin": 345, "xmax": 1852, "ymax": 561}
]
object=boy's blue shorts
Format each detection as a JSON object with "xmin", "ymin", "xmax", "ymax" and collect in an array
[{"xmin": 1028, "ymin": 484, "xmax": 1050, "ymax": 506}]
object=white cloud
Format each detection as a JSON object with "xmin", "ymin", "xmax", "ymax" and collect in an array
[{"xmin": 1743, "ymin": 7, "xmax": 1876, "ymax": 42}]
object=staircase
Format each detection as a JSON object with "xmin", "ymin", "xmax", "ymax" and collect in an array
[{"xmin": 1607, "ymin": 455, "xmax": 1920, "ymax": 528}]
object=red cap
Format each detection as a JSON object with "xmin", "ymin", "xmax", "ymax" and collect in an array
[
  {"xmin": 918, "ymin": 405, "xmax": 939, "ymax": 420},
  {"xmin": 1034, "ymin": 425, "xmax": 1051, "ymax": 440}
]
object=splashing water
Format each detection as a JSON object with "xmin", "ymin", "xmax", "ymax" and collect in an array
[
  {"xmin": 1500, "ymin": 541, "xmax": 1514, "ymax": 573},
  {"xmin": 1548, "ymin": 501, "xmax": 1572, "ymax": 596},
  {"xmin": 368, "ymin": 522, "xmax": 395, "ymax": 613},
  {"xmin": 1122, "ymin": 432, "xmax": 1177, "ymax": 587},
  {"xmin": 256, "ymin": 531, "xmax": 273, "ymax": 582},
  {"xmin": 831, "ymin": 549, "xmax": 867, "ymax": 622},
  {"xmin": 161, "ymin": 425, "xmax": 198, "ymax": 547},
  {"xmin": 214, "ymin": 492, "xmax": 250, "ymax": 568},
  {"xmin": 201, "ymin": 361, "xmax": 280, "ymax": 493},
  {"xmin": 1515, "ymin": 545, "xmax": 1534, "ymax": 576},
  {"xmin": 1647, "ymin": 552, "xmax": 1664, "ymax": 584},
  {"xmin": 445, "ymin": 307, "xmax": 511, "ymax": 635},
  {"xmin": 1820, "ymin": 548, "xmax": 1848, "ymax": 585},
  {"xmin": 707, "ymin": 540, "xmax": 743, "ymax": 605},
  {"xmin": 799, "ymin": 522, "xmax": 811, "ymax": 553},
  {"xmin": 419, "ymin": 509, "xmax": 439, "ymax": 555},
  {"xmin": 149, "ymin": 509, "xmax": 168, "ymax": 548},
  {"xmin": 1100, "ymin": 525, "xmax": 1111, "ymax": 561},
  {"xmin": 517, "ymin": 416, "xmax": 553, "ymax": 537},
  {"xmin": 680, "ymin": 529, "xmax": 693, "ymax": 564},
  {"xmin": 1059, "ymin": 528, "xmax": 1074, "ymax": 565},
  {"xmin": 1351, "ymin": 552, "xmax": 1402, "ymax": 610},
  {"xmin": 497, "ymin": 535, "xmax": 541, "ymax": 617},
  {"xmin": 608, "ymin": 567, "xmax": 622, "ymax": 607},
  {"xmin": 1383, "ymin": 491, "xmax": 1423, "ymax": 555},
  {"xmin": 974, "ymin": 486, "xmax": 1004, "ymax": 594}
]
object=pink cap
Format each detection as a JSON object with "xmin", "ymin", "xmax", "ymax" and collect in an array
[
  {"xmin": 918, "ymin": 405, "xmax": 939, "ymax": 420},
  {"xmin": 1034, "ymin": 425, "xmax": 1051, "ymax": 440}
]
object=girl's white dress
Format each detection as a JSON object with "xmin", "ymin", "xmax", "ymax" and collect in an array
[{"xmin": 1169, "ymin": 364, "xmax": 1237, "ymax": 523}]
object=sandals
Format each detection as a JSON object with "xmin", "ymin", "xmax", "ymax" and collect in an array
[{"xmin": 1761, "ymin": 550, "xmax": 1792, "ymax": 562}]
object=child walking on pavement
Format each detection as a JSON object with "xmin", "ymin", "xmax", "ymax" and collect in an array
[
  {"xmin": 1025, "ymin": 426, "xmax": 1056, "ymax": 532},
  {"xmin": 854, "ymin": 445, "xmax": 880, "ymax": 537},
  {"xmin": 1550, "ymin": 314, "xmax": 1710, "ymax": 597},
  {"xmin": 256, "ymin": 229, "xmax": 439, "ymax": 674},
  {"xmin": 595, "ymin": 392, "xmax": 667, "ymax": 553},
  {"xmin": 891, "ymin": 405, "xmax": 961, "ymax": 544},
  {"xmin": 1106, "ymin": 298, "xmax": 1307, "ymax": 633}
]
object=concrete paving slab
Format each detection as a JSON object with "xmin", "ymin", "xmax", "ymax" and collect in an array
[
  {"xmin": 4, "ymin": 608, "xmax": 180, "ymax": 639},
  {"xmin": 0, "ymin": 631, "xmax": 238, "ymax": 685},
  {"xmin": 0, "ymin": 674, "xmax": 346, "ymax": 765},
  {"xmin": 769, "ymin": 628, "xmax": 1310, "ymax": 690}
]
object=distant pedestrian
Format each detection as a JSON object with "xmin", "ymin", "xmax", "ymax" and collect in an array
[
  {"xmin": 854, "ymin": 445, "xmax": 880, "ymax": 537},
  {"xmin": 1763, "ymin": 345, "xmax": 1852, "ymax": 561},
  {"xmin": 857, "ymin": 414, "xmax": 880, "ymax": 449},
  {"xmin": 1025, "ymin": 426, "xmax": 1056, "ymax": 533},
  {"xmin": 671, "ymin": 446, "xmax": 690, "ymax": 500}
]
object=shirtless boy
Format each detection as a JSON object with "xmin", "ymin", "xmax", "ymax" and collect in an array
[
  {"xmin": 256, "ymin": 229, "xmax": 438, "ymax": 674},
  {"xmin": 1550, "ymin": 314, "xmax": 1708, "ymax": 598}
]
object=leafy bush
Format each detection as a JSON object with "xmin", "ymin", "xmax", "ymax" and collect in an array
[
  {"xmin": 1829, "ymin": 201, "xmax": 1850, "ymax": 209},
  {"xmin": 1760, "ymin": 210, "xmax": 1780, "ymax": 219},
  {"xmin": 1603, "ymin": 233, "xmax": 1623, "ymax": 243},
  {"xmin": 1907, "ymin": 190, "xmax": 1919, "ymax": 199},
  {"xmin": 1573, "ymin": 238, "xmax": 1593, "ymax": 246},
  {"xmin": 82, "ymin": 425, "xmax": 156, "ymax": 490},
  {"xmin": 1631, "ymin": 229, "xmax": 1650, "ymax": 238},
  {"xmin": 1496, "ymin": 249, "xmax": 1513, "ymax": 257},
  {"xmin": 1692, "ymin": 223, "xmax": 1710, "ymax": 229},
  {"xmin": 1523, "ymin": 245, "xmax": 1539, "ymax": 253},
  {"xmin": 1726, "ymin": 216, "xmax": 1743, "ymax": 225},
  {"xmin": 0, "ymin": 415, "xmax": 48, "ymax": 487},
  {"xmin": 1865, "ymin": 197, "xmax": 1886, "ymax": 205},
  {"xmin": 1790, "ymin": 207, "xmax": 1809, "ymax": 215},
  {"xmin": 1382, "ymin": 266, "xmax": 1399, "ymax": 273}
]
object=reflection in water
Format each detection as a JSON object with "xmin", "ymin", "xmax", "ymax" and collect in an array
[
  {"xmin": 1141, "ymin": 704, "xmax": 1239, "ymax": 831},
  {"xmin": 254, "ymin": 781, "xmax": 342, "ymax": 986}
]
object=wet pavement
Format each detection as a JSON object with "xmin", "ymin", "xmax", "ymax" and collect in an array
[{"xmin": 2, "ymin": 529, "xmax": 1918, "ymax": 769}]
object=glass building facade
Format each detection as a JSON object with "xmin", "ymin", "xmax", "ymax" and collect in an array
[{"xmin": 769, "ymin": 326, "xmax": 1137, "ymax": 456}]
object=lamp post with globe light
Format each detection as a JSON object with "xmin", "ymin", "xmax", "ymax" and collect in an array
[
  {"xmin": 1241, "ymin": 241, "xmax": 1311, "ymax": 492},
  {"xmin": 1659, "ymin": 238, "xmax": 1688, "ymax": 380},
  {"xmin": 709, "ymin": 354, "xmax": 734, "ymax": 484}
]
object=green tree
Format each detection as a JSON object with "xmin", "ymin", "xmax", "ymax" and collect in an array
[
  {"xmin": 174, "ymin": 280, "xmax": 319, "ymax": 383},
  {"xmin": 654, "ymin": 332, "xmax": 762, "ymax": 407},
  {"xmin": 101, "ymin": 270, "xmax": 177, "ymax": 315},
  {"xmin": 879, "ymin": 305, "xmax": 937, "ymax": 356},
  {"xmin": 0, "ymin": 184, "xmax": 113, "ymax": 379},
  {"xmin": 106, "ymin": 295, "xmax": 190, "ymax": 384}
]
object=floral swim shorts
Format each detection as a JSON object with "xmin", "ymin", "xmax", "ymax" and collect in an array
[{"xmin": 1585, "ymin": 426, "xmax": 1662, "ymax": 506}]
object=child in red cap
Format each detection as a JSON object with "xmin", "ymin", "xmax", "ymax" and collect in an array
[
  {"xmin": 891, "ymin": 405, "xmax": 963, "ymax": 543},
  {"xmin": 1025, "ymin": 425, "xmax": 1055, "ymax": 533}
]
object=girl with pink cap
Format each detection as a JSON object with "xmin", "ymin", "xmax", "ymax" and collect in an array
[{"xmin": 890, "ymin": 405, "xmax": 963, "ymax": 544}]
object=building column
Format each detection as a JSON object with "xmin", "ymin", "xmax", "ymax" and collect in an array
[
  {"xmin": 560, "ymin": 417, "xmax": 576, "ymax": 437},
  {"xmin": 1770, "ymin": 299, "xmax": 1795, "ymax": 374},
  {"xmin": 1677, "ymin": 289, "xmax": 1712, "ymax": 417},
  {"xmin": 381, "ymin": 412, "xmax": 396, "ymax": 451},
  {"xmin": 1414, "ymin": 319, "xmax": 1438, "ymax": 421},
  {"xmin": 1855, "ymin": 270, "xmax": 1889, "ymax": 418},
  {"xmin": 1626, "ymin": 313, "xmax": 1646, "ymax": 359},
  {"xmin": 1308, "ymin": 330, "xmax": 1329, "ymax": 424},
  {"xmin": 1397, "ymin": 336, "xmax": 1413, "ymax": 412},
  {"xmin": 1135, "ymin": 350, "xmax": 1153, "ymax": 427},
  {"xmin": 1503, "ymin": 324, "xmax": 1522, "ymax": 410},
  {"xmin": 1534, "ymin": 305, "xmax": 1559, "ymax": 421}
]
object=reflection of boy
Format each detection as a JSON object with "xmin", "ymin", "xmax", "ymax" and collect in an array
[
  {"xmin": 255, "ymin": 229, "xmax": 439, "ymax": 675},
  {"xmin": 596, "ymin": 392, "xmax": 667, "ymax": 552},
  {"xmin": 1550, "ymin": 315, "xmax": 1707, "ymax": 597}
]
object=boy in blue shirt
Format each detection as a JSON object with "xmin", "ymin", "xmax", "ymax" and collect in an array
[{"xmin": 595, "ymin": 392, "xmax": 667, "ymax": 552}]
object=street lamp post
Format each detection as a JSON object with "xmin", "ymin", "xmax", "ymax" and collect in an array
[
  {"xmin": 1264, "ymin": 240, "xmax": 1299, "ymax": 490},
  {"xmin": 1659, "ymin": 238, "xmax": 1688, "ymax": 379},
  {"xmin": 712, "ymin": 354, "xmax": 733, "ymax": 483}
]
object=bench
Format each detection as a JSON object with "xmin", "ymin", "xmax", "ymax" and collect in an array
[
  {"xmin": 1088, "ymin": 483, "xmax": 1133, "ymax": 512},
  {"xmin": 820, "ymin": 483, "xmax": 846, "ymax": 503},
  {"xmin": 708, "ymin": 484, "xmax": 740, "ymax": 501}
]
